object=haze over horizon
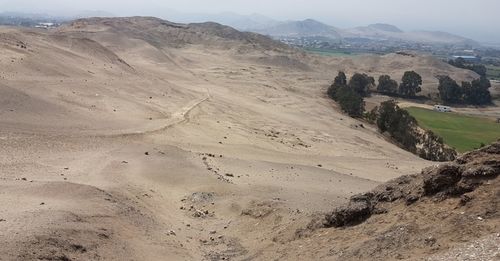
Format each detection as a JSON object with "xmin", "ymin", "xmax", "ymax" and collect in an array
[{"xmin": 1, "ymin": 0, "xmax": 499, "ymax": 43}]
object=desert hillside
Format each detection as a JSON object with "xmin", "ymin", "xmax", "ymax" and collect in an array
[{"xmin": 0, "ymin": 17, "xmax": 495, "ymax": 260}]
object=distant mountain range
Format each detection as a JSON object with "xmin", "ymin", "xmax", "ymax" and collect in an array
[
  {"xmin": 340, "ymin": 23, "xmax": 477, "ymax": 46},
  {"xmin": 178, "ymin": 13, "xmax": 477, "ymax": 46},
  {"xmin": 0, "ymin": 11, "xmax": 479, "ymax": 46},
  {"xmin": 251, "ymin": 19, "xmax": 342, "ymax": 41},
  {"xmin": 247, "ymin": 19, "xmax": 477, "ymax": 46}
]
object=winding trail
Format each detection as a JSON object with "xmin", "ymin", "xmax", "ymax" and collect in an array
[{"xmin": 101, "ymin": 89, "xmax": 211, "ymax": 138}]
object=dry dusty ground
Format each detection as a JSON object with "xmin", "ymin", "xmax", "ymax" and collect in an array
[{"xmin": 0, "ymin": 17, "xmax": 496, "ymax": 260}]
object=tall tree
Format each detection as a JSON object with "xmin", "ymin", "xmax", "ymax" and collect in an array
[
  {"xmin": 349, "ymin": 73, "xmax": 374, "ymax": 97},
  {"xmin": 464, "ymin": 76, "xmax": 492, "ymax": 105},
  {"xmin": 328, "ymin": 71, "xmax": 348, "ymax": 99},
  {"xmin": 438, "ymin": 75, "xmax": 463, "ymax": 104},
  {"xmin": 399, "ymin": 71, "xmax": 422, "ymax": 98},
  {"xmin": 336, "ymin": 85, "xmax": 365, "ymax": 117},
  {"xmin": 333, "ymin": 71, "xmax": 347, "ymax": 87},
  {"xmin": 377, "ymin": 75, "xmax": 398, "ymax": 95},
  {"xmin": 376, "ymin": 100, "xmax": 418, "ymax": 152},
  {"xmin": 448, "ymin": 57, "xmax": 487, "ymax": 77}
]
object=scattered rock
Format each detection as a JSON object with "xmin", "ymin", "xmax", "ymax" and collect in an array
[
  {"xmin": 459, "ymin": 194, "xmax": 473, "ymax": 206},
  {"xmin": 187, "ymin": 192, "xmax": 215, "ymax": 203},
  {"xmin": 323, "ymin": 142, "xmax": 500, "ymax": 228},
  {"xmin": 422, "ymin": 164, "xmax": 461, "ymax": 195},
  {"xmin": 70, "ymin": 244, "xmax": 87, "ymax": 253},
  {"xmin": 325, "ymin": 195, "xmax": 373, "ymax": 227},
  {"xmin": 241, "ymin": 201, "xmax": 278, "ymax": 218},
  {"xmin": 193, "ymin": 210, "xmax": 209, "ymax": 218}
]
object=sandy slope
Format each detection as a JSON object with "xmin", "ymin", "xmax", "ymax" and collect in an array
[{"xmin": 0, "ymin": 17, "xmax": 490, "ymax": 260}]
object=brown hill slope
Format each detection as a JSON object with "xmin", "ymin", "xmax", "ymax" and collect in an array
[
  {"xmin": 0, "ymin": 17, "xmax": 494, "ymax": 260},
  {"xmin": 59, "ymin": 17, "xmax": 290, "ymax": 52},
  {"xmin": 270, "ymin": 142, "xmax": 499, "ymax": 260}
]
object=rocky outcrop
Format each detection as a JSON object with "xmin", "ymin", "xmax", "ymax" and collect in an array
[{"xmin": 324, "ymin": 141, "xmax": 499, "ymax": 228}]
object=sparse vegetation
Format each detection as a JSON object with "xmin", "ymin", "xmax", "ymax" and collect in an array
[{"xmin": 406, "ymin": 107, "xmax": 500, "ymax": 152}]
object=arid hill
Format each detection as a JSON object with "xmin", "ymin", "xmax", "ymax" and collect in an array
[
  {"xmin": 276, "ymin": 142, "xmax": 499, "ymax": 260},
  {"xmin": 0, "ymin": 17, "xmax": 495, "ymax": 260}
]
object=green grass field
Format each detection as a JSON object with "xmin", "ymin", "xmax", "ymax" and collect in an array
[
  {"xmin": 406, "ymin": 107, "xmax": 500, "ymax": 153},
  {"xmin": 303, "ymin": 48, "xmax": 360, "ymax": 57},
  {"xmin": 486, "ymin": 65, "xmax": 500, "ymax": 80}
]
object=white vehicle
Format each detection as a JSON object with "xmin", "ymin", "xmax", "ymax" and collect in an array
[{"xmin": 433, "ymin": 105, "xmax": 452, "ymax": 112}]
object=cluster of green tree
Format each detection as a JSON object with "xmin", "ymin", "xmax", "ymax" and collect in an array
[
  {"xmin": 375, "ymin": 101, "xmax": 418, "ymax": 151},
  {"xmin": 437, "ymin": 75, "xmax": 492, "ymax": 105},
  {"xmin": 327, "ymin": 72, "xmax": 374, "ymax": 117},
  {"xmin": 327, "ymin": 72, "xmax": 456, "ymax": 161},
  {"xmin": 376, "ymin": 71, "xmax": 423, "ymax": 98},
  {"xmin": 374, "ymin": 101, "xmax": 457, "ymax": 161},
  {"xmin": 448, "ymin": 57, "xmax": 487, "ymax": 77}
]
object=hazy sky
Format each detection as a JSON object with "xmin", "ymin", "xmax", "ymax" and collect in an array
[{"xmin": 1, "ymin": 0, "xmax": 499, "ymax": 42}]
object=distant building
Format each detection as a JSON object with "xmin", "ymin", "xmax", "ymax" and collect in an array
[
  {"xmin": 35, "ymin": 22, "xmax": 56, "ymax": 29},
  {"xmin": 452, "ymin": 55, "xmax": 480, "ymax": 63},
  {"xmin": 434, "ymin": 105, "xmax": 452, "ymax": 112}
]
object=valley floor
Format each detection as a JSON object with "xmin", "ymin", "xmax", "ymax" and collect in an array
[{"xmin": 0, "ymin": 47, "xmax": 430, "ymax": 260}]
